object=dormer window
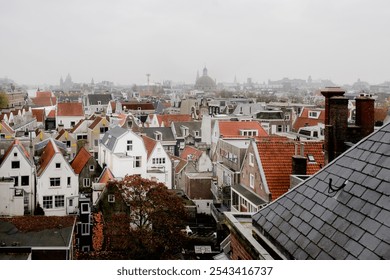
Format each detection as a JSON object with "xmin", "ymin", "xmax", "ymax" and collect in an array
[
  {"xmin": 240, "ymin": 129, "xmax": 258, "ymax": 137},
  {"xmin": 181, "ymin": 125, "xmax": 189, "ymax": 137},
  {"xmin": 98, "ymin": 101, "xmax": 101, "ymax": 105},
  {"xmin": 307, "ymin": 154, "xmax": 316, "ymax": 162},
  {"xmin": 194, "ymin": 130, "xmax": 200, "ymax": 137},
  {"xmin": 155, "ymin": 132, "xmax": 162, "ymax": 141},
  {"xmin": 308, "ymin": 111, "xmax": 320, "ymax": 119}
]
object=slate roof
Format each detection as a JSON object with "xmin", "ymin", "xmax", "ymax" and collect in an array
[
  {"xmin": 100, "ymin": 125, "xmax": 127, "ymax": 151},
  {"xmin": 87, "ymin": 93, "xmax": 112, "ymax": 105},
  {"xmin": 70, "ymin": 147, "xmax": 92, "ymax": 174},
  {"xmin": 172, "ymin": 121, "xmax": 202, "ymax": 137},
  {"xmin": 252, "ymin": 122, "xmax": 390, "ymax": 260},
  {"xmin": 256, "ymin": 138, "xmax": 324, "ymax": 200},
  {"xmin": 141, "ymin": 127, "xmax": 176, "ymax": 142}
]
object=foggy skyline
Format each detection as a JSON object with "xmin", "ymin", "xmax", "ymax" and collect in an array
[{"xmin": 1, "ymin": 0, "xmax": 390, "ymax": 86}]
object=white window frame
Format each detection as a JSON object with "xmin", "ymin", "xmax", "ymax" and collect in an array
[
  {"xmin": 55, "ymin": 195, "xmax": 65, "ymax": 208},
  {"xmin": 127, "ymin": 140, "xmax": 133, "ymax": 151},
  {"xmin": 81, "ymin": 203, "xmax": 90, "ymax": 214},
  {"xmin": 83, "ymin": 178, "xmax": 91, "ymax": 187},
  {"xmin": 249, "ymin": 153, "xmax": 254, "ymax": 166},
  {"xmin": 250, "ymin": 173, "xmax": 255, "ymax": 189},
  {"xmin": 81, "ymin": 223, "xmax": 90, "ymax": 236},
  {"xmin": 108, "ymin": 194, "xmax": 115, "ymax": 203},
  {"xmin": 43, "ymin": 196, "xmax": 53, "ymax": 209},
  {"xmin": 50, "ymin": 177, "xmax": 61, "ymax": 187}
]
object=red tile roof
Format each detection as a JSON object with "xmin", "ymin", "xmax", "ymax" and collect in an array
[
  {"xmin": 57, "ymin": 102, "xmax": 84, "ymax": 116},
  {"xmin": 36, "ymin": 140, "xmax": 57, "ymax": 176},
  {"xmin": 293, "ymin": 108, "xmax": 325, "ymax": 131},
  {"xmin": 156, "ymin": 114, "xmax": 192, "ymax": 127},
  {"xmin": 36, "ymin": 91, "xmax": 52, "ymax": 98},
  {"xmin": 0, "ymin": 139, "xmax": 30, "ymax": 165},
  {"xmin": 31, "ymin": 96, "xmax": 57, "ymax": 106},
  {"xmin": 170, "ymin": 154, "xmax": 187, "ymax": 173},
  {"xmin": 70, "ymin": 147, "xmax": 92, "ymax": 174},
  {"xmin": 120, "ymin": 102, "xmax": 155, "ymax": 111},
  {"xmin": 141, "ymin": 135, "xmax": 157, "ymax": 159},
  {"xmin": 109, "ymin": 101, "xmax": 116, "ymax": 113},
  {"xmin": 180, "ymin": 146, "xmax": 203, "ymax": 161},
  {"xmin": 31, "ymin": 108, "xmax": 45, "ymax": 122},
  {"xmin": 219, "ymin": 120, "xmax": 268, "ymax": 138},
  {"xmin": 47, "ymin": 110, "xmax": 56, "ymax": 118},
  {"xmin": 0, "ymin": 120, "xmax": 14, "ymax": 134},
  {"xmin": 256, "ymin": 138, "xmax": 324, "ymax": 200},
  {"xmin": 98, "ymin": 167, "xmax": 115, "ymax": 183}
]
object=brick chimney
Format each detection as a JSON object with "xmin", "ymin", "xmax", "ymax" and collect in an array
[
  {"xmin": 292, "ymin": 142, "xmax": 307, "ymax": 175},
  {"xmin": 321, "ymin": 87, "xmax": 348, "ymax": 165},
  {"xmin": 355, "ymin": 94, "xmax": 375, "ymax": 138}
]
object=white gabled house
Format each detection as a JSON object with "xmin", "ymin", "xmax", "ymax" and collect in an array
[
  {"xmin": 36, "ymin": 139, "xmax": 79, "ymax": 216},
  {"xmin": 98, "ymin": 126, "xmax": 147, "ymax": 179},
  {"xmin": 0, "ymin": 140, "xmax": 35, "ymax": 216},
  {"xmin": 142, "ymin": 135, "xmax": 173, "ymax": 188}
]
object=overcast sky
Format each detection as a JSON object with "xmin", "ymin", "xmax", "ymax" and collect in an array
[{"xmin": 1, "ymin": 0, "xmax": 389, "ymax": 86}]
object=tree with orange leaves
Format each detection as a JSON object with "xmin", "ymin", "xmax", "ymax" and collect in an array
[{"xmin": 103, "ymin": 175, "xmax": 188, "ymax": 259}]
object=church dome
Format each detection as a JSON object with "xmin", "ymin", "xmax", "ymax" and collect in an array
[{"xmin": 195, "ymin": 67, "xmax": 216, "ymax": 91}]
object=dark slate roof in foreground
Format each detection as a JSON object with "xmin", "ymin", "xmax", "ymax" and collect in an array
[{"xmin": 252, "ymin": 122, "xmax": 390, "ymax": 260}]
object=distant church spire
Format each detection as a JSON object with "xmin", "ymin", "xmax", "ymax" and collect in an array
[{"xmin": 203, "ymin": 66, "xmax": 208, "ymax": 77}]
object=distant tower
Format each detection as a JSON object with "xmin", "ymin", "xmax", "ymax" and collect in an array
[
  {"xmin": 203, "ymin": 66, "xmax": 208, "ymax": 77},
  {"xmin": 196, "ymin": 71, "xmax": 200, "ymax": 83},
  {"xmin": 146, "ymin": 73, "xmax": 150, "ymax": 92},
  {"xmin": 308, "ymin": 75, "xmax": 312, "ymax": 84}
]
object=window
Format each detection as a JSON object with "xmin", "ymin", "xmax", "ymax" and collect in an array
[
  {"xmin": 56, "ymin": 163, "xmax": 61, "ymax": 169},
  {"xmin": 21, "ymin": 176, "xmax": 29, "ymax": 186},
  {"xmin": 69, "ymin": 198, "xmax": 73, "ymax": 207},
  {"xmin": 155, "ymin": 132, "xmax": 162, "ymax": 141},
  {"xmin": 43, "ymin": 196, "xmax": 53, "ymax": 209},
  {"xmin": 12, "ymin": 176, "xmax": 18, "ymax": 186},
  {"xmin": 81, "ymin": 246, "xmax": 90, "ymax": 252},
  {"xmin": 308, "ymin": 111, "xmax": 320, "ymax": 119},
  {"xmin": 307, "ymin": 154, "xmax": 316, "ymax": 162},
  {"xmin": 55, "ymin": 195, "xmax": 64, "ymax": 208},
  {"xmin": 14, "ymin": 152, "xmax": 17, "ymax": 157},
  {"xmin": 250, "ymin": 174, "xmax": 255, "ymax": 189},
  {"xmin": 98, "ymin": 101, "xmax": 101, "ymax": 105},
  {"xmin": 14, "ymin": 188, "xmax": 23, "ymax": 196},
  {"xmin": 194, "ymin": 130, "xmax": 200, "ymax": 137},
  {"xmin": 313, "ymin": 131, "xmax": 318, "ymax": 138},
  {"xmin": 0, "ymin": 134, "xmax": 5, "ymax": 139},
  {"xmin": 249, "ymin": 153, "xmax": 254, "ymax": 166},
  {"xmin": 81, "ymin": 223, "xmax": 90, "ymax": 235},
  {"xmin": 284, "ymin": 114, "xmax": 290, "ymax": 121},
  {"xmin": 63, "ymin": 140, "xmax": 71, "ymax": 148},
  {"xmin": 277, "ymin": 125, "xmax": 283, "ymax": 132},
  {"xmin": 11, "ymin": 161, "xmax": 20, "ymax": 169},
  {"xmin": 152, "ymin": 158, "xmax": 165, "ymax": 164},
  {"xmin": 94, "ymin": 139, "xmax": 99, "ymax": 146},
  {"xmin": 134, "ymin": 156, "xmax": 141, "ymax": 168},
  {"xmin": 127, "ymin": 140, "xmax": 133, "ymax": 151},
  {"xmin": 77, "ymin": 134, "xmax": 88, "ymax": 140},
  {"xmin": 89, "ymin": 165, "xmax": 94, "ymax": 171},
  {"xmin": 100, "ymin": 127, "xmax": 108, "ymax": 134},
  {"xmin": 70, "ymin": 121, "xmax": 76, "ymax": 127},
  {"xmin": 81, "ymin": 203, "xmax": 90, "ymax": 214},
  {"xmin": 50, "ymin": 178, "xmax": 61, "ymax": 187},
  {"xmin": 83, "ymin": 178, "xmax": 91, "ymax": 187},
  {"xmin": 67, "ymin": 177, "xmax": 71, "ymax": 186},
  {"xmin": 108, "ymin": 194, "xmax": 115, "ymax": 203}
]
